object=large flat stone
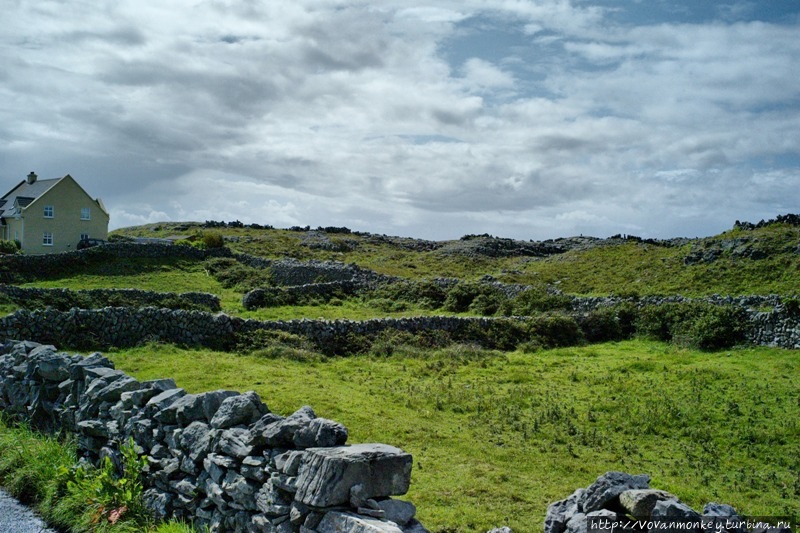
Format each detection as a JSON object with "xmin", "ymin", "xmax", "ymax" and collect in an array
[
  {"xmin": 295, "ymin": 444, "xmax": 412, "ymax": 508},
  {"xmin": 316, "ymin": 511, "xmax": 404, "ymax": 533}
]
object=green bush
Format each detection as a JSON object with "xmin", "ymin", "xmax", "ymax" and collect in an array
[
  {"xmin": 0, "ymin": 239, "xmax": 20, "ymax": 254},
  {"xmin": 201, "ymin": 231, "xmax": 225, "ymax": 249},
  {"xmin": 367, "ymin": 297, "xmax": 409, "ymax": 313},
  {"xmin": 635, "ymin": 302, "xmax": 747, "ymax": 350},
  {"xmin": 442, "ymin": 283, "xmax": 505, "ymax": 314},
  {"xmin": 367, "ymin": 281, "xmax": 447, "ymax": 310},
  {"xmin": 577, "ymin": 303, "xmax": 638, "ymax": 343},
  {"xmin": 369, "ymin": 329, "xmax": 454, "ymax": 357},
  {"xmin": 499, "ymin": 286, "xmax": 572, "ymax": 316},
  {"xmin": 526, "ymin": 313, "xmax": 586, "ymax": 348},
  {"xmin": 53, "ymin": 437, "xmax": 149, "ymax": 530}
]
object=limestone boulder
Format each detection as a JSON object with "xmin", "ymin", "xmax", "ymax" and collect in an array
[{"xmin": 294, "ymin": 443, "xmax": 412, "ymax": 508}]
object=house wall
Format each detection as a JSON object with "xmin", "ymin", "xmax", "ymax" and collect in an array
[
  {"xmin": 21, "ymin": 176, "xmax": 108, "ymax": 254},
  {"xmin": 3, "ymin": 217, "xmax": 23, "ymax": 246}
]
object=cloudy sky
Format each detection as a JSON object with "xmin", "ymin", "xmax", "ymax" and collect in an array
[{"xmin": 2, "ymin": 1, "xmax": 798, "ymax": 240}]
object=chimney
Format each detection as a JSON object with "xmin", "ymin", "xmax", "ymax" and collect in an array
[{"xmin": 26, "ymin": 172, "xmax": 37, "ymax": 184}]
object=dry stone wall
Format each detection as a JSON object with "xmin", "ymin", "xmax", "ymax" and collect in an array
[
  {"xmin": 544, "ymin": 471, "xmax": 790, "ymax": 533},
  {"xmin": 0, "ymin": 305, "xmax": 797, "ymax": 352},
  {"xmin": 0, "ymin": 284, "xmax": 221, "ymax": 312},
  {"xmin": 0, "ymin": 340, "xmax": 428, "ymax": 532},
  {"xmin": 0, "ymin": 243, "xmax": 232, "ymax": 283}
]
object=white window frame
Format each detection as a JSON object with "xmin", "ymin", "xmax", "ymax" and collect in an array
[
  {"xmin": 43, "ymin": 232, "xmax": 53, "ymax": 246},
  {"xmin": 44, "ymin": 205, "xmax": 54, "ymax": 218},
  {"xmin": 81, "ymin": 207, "xmax": 91, "ymax": 220}
]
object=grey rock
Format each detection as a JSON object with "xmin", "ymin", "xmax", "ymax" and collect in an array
[
  {"xmin": 316, "ymin": 511, "xmax": 404, "ymax": 533},
  {"xmin": 274, "ymin": 450, "xmax": 306, "ymax": 476},
  {"xmin": 261, "ymin": 406, "xmax": 316, "ymax": 447},
  {"xmin": 651, "ymin": 500, "xmax": 701, "ymax": 533},
  {"xmin": 145, "ymin": 387, "xmax": 186, "ymax": 418},
  {"xmin": 201, "ymin": 389, "xmax": 239, "ymax": 421},
  {"xmin": 295, "ymin": 443, "xmax": 413, "ymax": 508},
  {"xmin": 93, "ymin": 376, "xmax": 141, "ymax": 403},
  {"xmin": 143, "ymin": 488, "xmax": 173, "ymax": 520},
  {"xmin": 206, "ymin": 452, "xmax": 239, "ymax": 469},
  {"xmin": 545, "ymin": 488, "xmax": 585, "ymax": 533},
  {"xmin": 36, "ymin": 352, "xmax": 71, "ymax": 381},
  {"xmin": 215, "ymin": 427, "xmax": 254, "ymax": 458},
  {"xmin": 487, "ymin": 528, "xmax": 513, "ymax": 533},
  {"xmin": 172, "ymin": 394, "xmax": 205, "ymax": 426},
  {"xmin": 209, "ymin": 390, "xmax": 268, "ymax": 429},
  {"xmin": 703, "ymin": 503, "xmax": 740, "ymax": 517},
  {"xmin": 702, "ymin": 504, "xmax": 746, "ymax": 533},
  {"xmin": 171, "ymin": 478, "xmax": 198, "ymax": 497},
  {"xmin": 222, "ymin": 471, "xmax": 258, "ymax": 509},
  {"xmin": 77, "ymin": 419, "xmax": 109, "ymax": 438},
  {"xmin": 568, "ymin": 510, "xmax": 617, "ymax": 533},
  {"xmin": 255, "ymin": 481, "xmax": 292, "ymax": 516},
  {"xmin": 241, "ymin": 455, "xmax": 268, "ymax": 482},
  {"xmin": 619, "ymin": 489, "xmax": 679, "ymax": 518},
  {"xmin": 376, "ymin": 498, "xmax": 417, "ymax": 526},
  {"xmin": 180, "ymin": 421, "xmax": 212, "ymax": 462},
  {"xmin": 583, "ymin": 472, "xmax": 650, "ymax": 512},
  {"xmin": 293, "ymin": 417, "xmax": 348, "ymax": 449}
]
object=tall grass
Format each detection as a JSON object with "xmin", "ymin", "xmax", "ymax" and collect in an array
[{"xmin": 0, "ymin": 416, "xmax": 194, "ymax": 532}]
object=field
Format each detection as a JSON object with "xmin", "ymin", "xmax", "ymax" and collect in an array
[
  {"xmin": 2, "ymin": 218, "xmax": 799, "ymax": 531},
  {"xmin": 105, "ymin": 340, "xmax": 800, "ymax": 531}
]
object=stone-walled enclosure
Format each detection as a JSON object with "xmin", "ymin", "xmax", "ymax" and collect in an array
[{"xmin": 0, "ymin": 340, "xmax": 428, "ymax": 532}]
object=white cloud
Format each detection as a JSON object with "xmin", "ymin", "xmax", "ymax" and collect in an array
[{"xmin": 1, "ymin": 1, "xmax": 798, "ymax": 240}]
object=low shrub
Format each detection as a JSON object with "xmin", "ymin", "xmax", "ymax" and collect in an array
[
  {"xmin": 577, "ymin": 304, "xmax": 638, "ymax": 343},
  {"xmin": 442, "ymin": 283, "xmax": 505, "ymax": 314},
  {"xmin": 526, "ymin": 313, "xmax": 586, "ymax": 348},
  {"xmin": 201, "ymin": 231, "xmax": 225, "ymax": 249},
  {"xmin": 369, "ymin": 329, "xmax": 453, "ymax": 357},
  {"xmin": 0, "ymin": 239, "xmax": 20, "ymax": 254},
  {"xmin": 635, "ymin": 302, "xmax": 747, "ymax": 350},
  {"xmin": 367, "ymin": 281, "xmax": 448, "ymax": 310},
  {"xmin": 52, "ymin": 438, "xmax": 150, "ymax": 530},
  {"xmin": 499, "ymin": 286, "xmax": 572, "ymax": 316}
]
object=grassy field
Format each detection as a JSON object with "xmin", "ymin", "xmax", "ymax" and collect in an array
[{"xmin": 105, "ymin": 340, "xmax": 800, "ymax": 532}]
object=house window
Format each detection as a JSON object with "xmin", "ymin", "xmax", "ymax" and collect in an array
[
  {"xmin": 44, "ymin": 205, "xmax": 54, "ymax": 218},
  {"xmin": 81, "ymin": 207, "xmax": 91, "ymax": 220},
  {"xmin": 80, "ymin": 233, "xmax": 90, "ymax": 241},
  {"xmin": 43, "ymin": 232, "xmax": 53, "ymax": 246}
]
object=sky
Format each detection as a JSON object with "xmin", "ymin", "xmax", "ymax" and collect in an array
[{"xmin": 1, "ymin": 0, "xmax": 799, "ymax": 240}]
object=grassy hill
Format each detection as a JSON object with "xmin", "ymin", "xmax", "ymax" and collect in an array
[{"xmin": 110, "ymin": 215, "xmax": 800, "ymax": 297}]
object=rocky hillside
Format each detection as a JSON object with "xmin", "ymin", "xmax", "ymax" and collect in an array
[{"xmin": 112, "ymin": 214, "xmax": 800, "ymax": 297}]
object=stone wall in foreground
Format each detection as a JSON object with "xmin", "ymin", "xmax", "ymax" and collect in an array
[{"xmin": 0, "ymin": 340, "xmax": 427, "ymax": 533}]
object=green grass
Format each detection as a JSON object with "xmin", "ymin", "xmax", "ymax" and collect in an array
[
  {"xmin": 0, "ymin": 417, "xmax": 196, "ymax": 532},
  {"xmin": 105, "ymin": 340, "xmax": 800, "ymax": 531}
]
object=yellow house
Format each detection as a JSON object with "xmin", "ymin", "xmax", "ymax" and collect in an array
[{"xmin": 0, "ymin": 172, "xmax": 109, "ymax": 255}]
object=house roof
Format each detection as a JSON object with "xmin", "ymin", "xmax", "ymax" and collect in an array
[{"xmin": 0, "ymin": 177, "xmax": 62, "ymax": 218}]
